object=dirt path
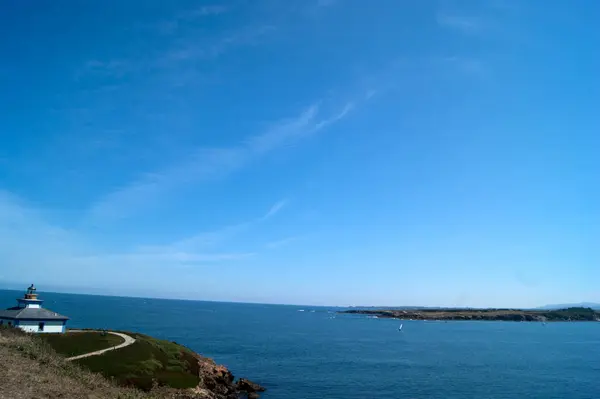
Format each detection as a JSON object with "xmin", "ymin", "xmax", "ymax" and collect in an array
[{"xmin": 65, "ymin": 330, "xmax": 136, "ymax": 361}]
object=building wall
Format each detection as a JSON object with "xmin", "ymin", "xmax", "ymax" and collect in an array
[{"xmin": 16, "ymin": 320, "xmax": 66, "ymax": 333}]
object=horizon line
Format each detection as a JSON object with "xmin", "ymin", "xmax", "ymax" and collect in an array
[{"xmin": 1, "ymin": 284, "xmax": 596, "ymax": 310}]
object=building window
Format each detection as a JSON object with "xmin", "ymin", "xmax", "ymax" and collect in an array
[{"xmin": 38, "ymin": 322, "xmax": 45, "ymax": 332}]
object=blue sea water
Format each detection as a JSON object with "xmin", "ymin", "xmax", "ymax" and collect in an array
[{"xmin": 1, "ymin": 289, "xmax": 599, "ymax": 399}]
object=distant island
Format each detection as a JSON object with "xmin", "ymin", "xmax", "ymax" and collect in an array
[{"xmin": 340, "ymin": 307, "xmax": 600, "ymax": 322}]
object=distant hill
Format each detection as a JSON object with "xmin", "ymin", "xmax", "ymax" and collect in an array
[
  {"xmin": 538, "ymin": 303, "xmax": 600, "ymax": 310},
  {"xmin": 346, "ymin": 303, "xmax": 600, "ymax": 311}
]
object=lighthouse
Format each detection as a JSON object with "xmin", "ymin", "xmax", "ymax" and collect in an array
[{"xmin": 0, "ymin": 284, "xmax": 69, "ymax": 333}]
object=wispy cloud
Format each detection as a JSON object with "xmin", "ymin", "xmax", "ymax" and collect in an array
[
  {"xmin": 157, "ymin": 222, "xmax": 251, "ymax": 254},
  {"xmin": 84, "ymin": 60, "xmax": 130, "ymax": 74},
  {"xmin": 75, "ymin": 59, "xmax": 133, "ymax": 81},
  {"xmin": 317, "ymin": 0, "xmax": 338, "ymax": 7},
  {"xmin": 440, "ymin": 56, "xmax": 488, "ymax": 78},
  {"xmin": 186, "ymin": 5, "xmax": 229, "ymax": 17},
  {"xmin": 136, "ymin": 198, "xmax": 287, "ymax": 255},
  {"xmin": 314, "ymin": 103, "xmax": 354, "ymax": 130},
  {"xmin": 435, "ymin": 2, "xmax": 523, "ymax": 39},
  {"xmin": 77, "ymin": 220, "xmax": 257, "ymax": 269},
  {"xmin": 436, "ymin": 13, "xmax": 483, "ymax": 34},
  {"xmin": 487, "ymin": 0, "xmax": 522, "ymax": 12},
  {"xmin": 79, "ymin": 24, "xmax": 274, "ymax": 80},
  {"xmin": 246, "ymin": 106, "xmax": 318, "ymax": 154},
  {"xmin": 163, "ymin": 24, "xmax": 276, "ymax": 62},
  {"xmin": 117, "ymin": 198, "xmax": 295, "ymax": 262},
  {"xmin": 0, "ymin": 191, "xmax": 273, "ymax": 286},
  {"xmin": 262, "ymin": 199, "xmax": 289, "ymax": 221},
  {"xmin": 0, "ymin": 192, "xmax": 85, "ymax": 257},
  {"xmin": 79, "ymin": 6, "xmax": 273, "ymax": 81},
  {"xmin": 73, "ymin": 251, "xmax": 254, "ymax": 267},
  {"xmin": 365, "ymin": 89, "xmax": 378, "ymax": 100},
  {"xmin": 0, "ymin": 192, "xmax": 90, "ymax": 281},
  {"xmin": 87, "ymin": 101, "xmax": 354, "ymax": 223},
  {"xmin": 86, "ymin": 147, "xmax": 246, "ymax": 222},
  {"xmin": 155, "ymin": 4, "xmax": 230, "ymax": 35},
  {"xmin": 265, "ymin": 235, "xmax": 303, "ymax": 249}
]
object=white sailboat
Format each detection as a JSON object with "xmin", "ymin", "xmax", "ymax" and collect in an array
[{"xmin": 398, "ymin": 323, "xmax": 403, "ymax": 331}]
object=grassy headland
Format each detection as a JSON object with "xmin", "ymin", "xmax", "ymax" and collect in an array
[
  {"xmin": 0, "ymin": 326, "xmax": 148, "ymax": 399},
  {"xmin": 341, "ymin": 307, "xmax": 600, "ymax": 321},
  {"xmin": 0, "ymin": 326, "xmax": 264, "ymax": 399},
  {"xmin": 74, "ymin": 332, "xmax": 202, "ymax": 391}
]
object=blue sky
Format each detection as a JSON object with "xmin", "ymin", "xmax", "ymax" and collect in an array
[{"xmin": 1, "ymin": 1, "xmax": 598, "ymax": 307}]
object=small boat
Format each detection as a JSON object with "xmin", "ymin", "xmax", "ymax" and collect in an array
[{"xmin": 398, "ymin": 324, "xmax": 403, "ymax": 331}]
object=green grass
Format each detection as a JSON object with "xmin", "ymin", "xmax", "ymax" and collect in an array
[
  {"xmin": 0, "ymin": 326, "xmax": 150, "ymax": 399},
  {"xmin": 75, "ymin": 332, "xmax": 200, "ymax": 391},
  {"xmin": 40, "ymin": 331, "xmax": 124, "ymax": 357}
]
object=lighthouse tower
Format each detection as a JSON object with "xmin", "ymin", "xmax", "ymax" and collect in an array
[
  {"xmin": 0, "ymin": 284, "xmax": 69, "ymax": 333},
  {"xmin": 17, "ymin": 284, "xmax": 43, "ymax": 309}
]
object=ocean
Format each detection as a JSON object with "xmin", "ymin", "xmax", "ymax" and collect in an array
[{"xmin": 1, "ymin": 289, "xmax": 599, "ymax": 398}]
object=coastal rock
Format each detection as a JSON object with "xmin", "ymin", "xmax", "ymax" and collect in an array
[
  {"xmin": 194, "ymin": 354, "xmax": 236, "ymax": 398},
  {"xmin": 236, "ymin": 378, "xmax": 266, "ymax": 395},
  {"xmin": 193, "ymin": 353, "xmax": 265, "ymax": 399}
]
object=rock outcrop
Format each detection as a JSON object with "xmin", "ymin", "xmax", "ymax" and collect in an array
[
  {"xmin": 193, "ymin": 354, "xmax": 265, "ymax": 399},
  {"xmin": 236, "ymin": 378, "xmax": 266, "ymax": 399}
]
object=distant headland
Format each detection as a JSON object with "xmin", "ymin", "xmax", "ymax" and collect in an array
[{"xmin": 340, "ymin": 307, "xmax": 600, "ymax": 322}]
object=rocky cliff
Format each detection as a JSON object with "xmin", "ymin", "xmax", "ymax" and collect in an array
[{"xmin": 193, "ymin": 353, "xmax": 265, "ymax": 399}]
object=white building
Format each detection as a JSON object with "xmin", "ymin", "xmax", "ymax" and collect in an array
[{"xmin": 0, "ymin": 284, "xmax": 69, "ymax": 333}]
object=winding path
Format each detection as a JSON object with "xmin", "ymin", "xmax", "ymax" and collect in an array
[{"xmin": 65, "ymin": 330, "xmax": 136, "ymax": 361}]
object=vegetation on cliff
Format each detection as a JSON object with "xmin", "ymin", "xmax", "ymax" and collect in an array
[
  {"xmin": 0, "ymin": 326, "xmax": 264, "ymax": 399},
  {"xmin": 341, "ymin": 307, "xmax": 600, "ymax": 321},
  {"xmin": 73, "ymin": 332, "xmax": 202, "ymax": 390},
  {"xmin": 40, "ymin": 331, "xmax": 124, "ymax": 357},
  {"xmin": 0, "ymin": 326, "xmax": 148, "ymax": 399}
]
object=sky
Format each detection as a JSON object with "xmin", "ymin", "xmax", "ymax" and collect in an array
[{"xmin": 0, "ymin": 0, "xmax": 599, "ymax": 308}]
